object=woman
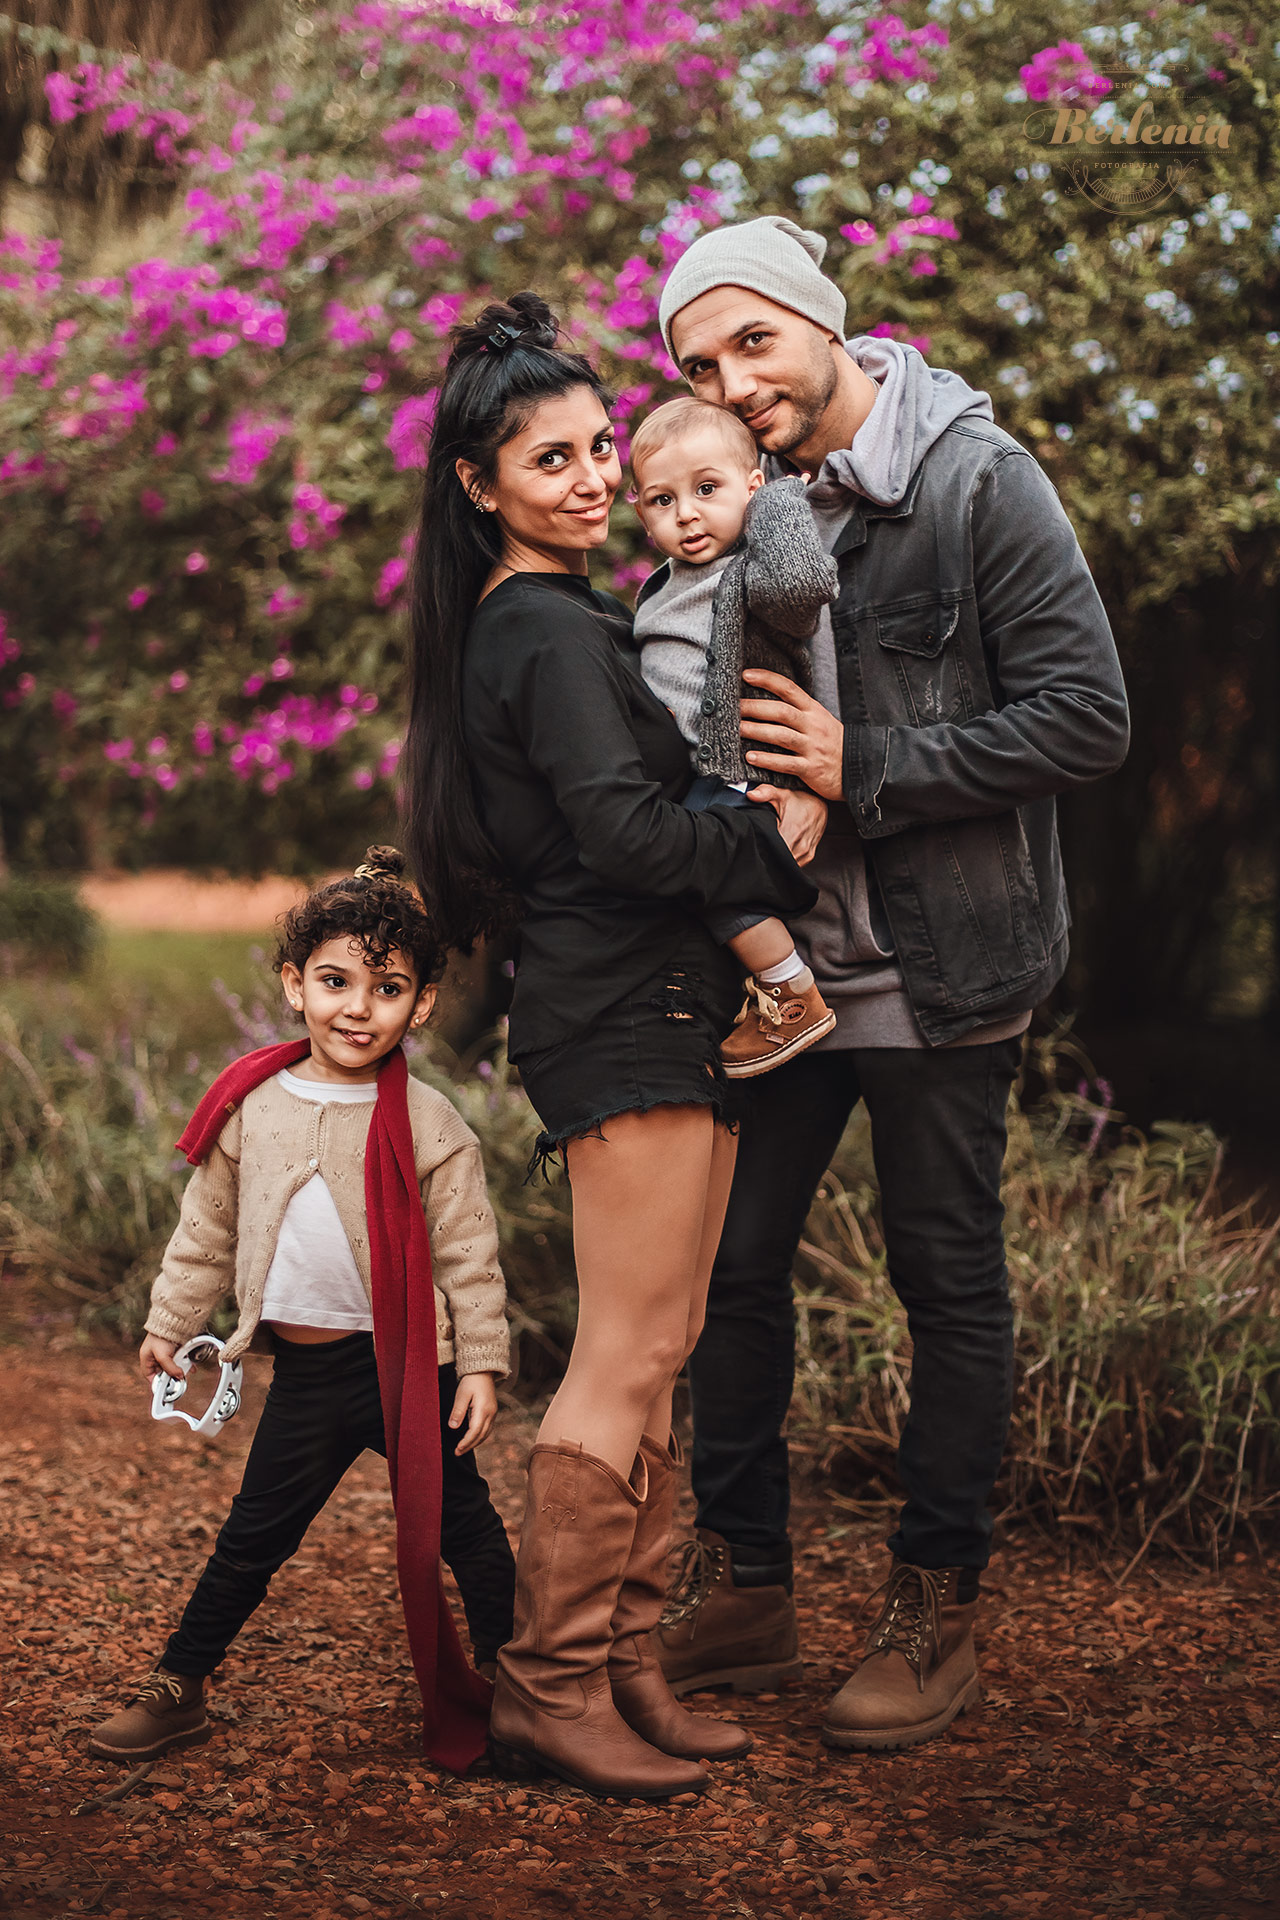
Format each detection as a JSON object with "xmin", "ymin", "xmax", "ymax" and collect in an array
[{"xmin": 403, "ymin": 292, "xmax": 824, "ymax": 1800}]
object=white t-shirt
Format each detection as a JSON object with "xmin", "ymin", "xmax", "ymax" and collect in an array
[{"xmin": 259, "ymin": 1068, "xmax": 377, "ymax": 1333}]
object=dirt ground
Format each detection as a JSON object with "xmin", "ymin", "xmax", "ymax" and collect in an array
[
  {"xmin": 80, "ymin": 870, "xmax": 316, "ymax": 933},
  {"xmin": 2, "ymin": 1343, "xmax": 1278, "ymax": 1920}
]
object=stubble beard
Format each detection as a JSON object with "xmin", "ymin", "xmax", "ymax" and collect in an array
[{"xmin": 753, "ymin": 341, "xmax": 841, "ymax": 465}]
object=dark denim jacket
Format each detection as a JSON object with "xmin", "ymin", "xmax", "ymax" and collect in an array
[{"xmin": 830, "ymin": 418, "xmax": 1129, "ymax": 1043}]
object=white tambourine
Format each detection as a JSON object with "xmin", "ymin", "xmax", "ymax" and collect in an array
[{"xmin": 151, "ymin": 1335, "xmax": 244, "ymax": 1437}]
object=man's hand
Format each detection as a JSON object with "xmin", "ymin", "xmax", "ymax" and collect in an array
[
  {"xmin": 740, "ymin": 669, "xmax": 845, "ymax": 803},
  {"xmin": 449, "ymin": 1372, "xmax": 499, "ymax": 1456},
  {"xmin": 139, "ymin": 1334, "xmax": 184, "ymax": 1383},
  {"xmin": 746, "ymin": 784, "xmax": 828, "ymax": 866}
]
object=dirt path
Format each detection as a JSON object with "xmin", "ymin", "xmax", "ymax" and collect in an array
[
  {"xmin": 2, "ymin": 1345, "xmax": 1277, "ymax": 1920},
  {"xmin": 80, "ymin": 870, "xmax": 317, "ymax": 933}
]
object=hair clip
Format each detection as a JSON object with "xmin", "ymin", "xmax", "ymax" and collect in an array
[{"xmin": 487, "ymin": 320, "xmax": 524, "ymax": 353}]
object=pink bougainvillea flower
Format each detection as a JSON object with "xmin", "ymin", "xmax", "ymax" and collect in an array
[
  {"xmin": 169, "ymin": 670, "xmax": 189, "ymax": 691},
  {"xmin": 45, "ymin": 72, "xmax": 81, "ymax": 125},
  {"xmin": 386, "ymin": 391, "xmax": 438, "ymax": 471},
  {"xmin": 374, "ymin": 555, "xmax": 408, "ymax": 606},
  {"xmin": 185, "ymin": 551, "xmax": 208, "ymax": 573},
  {"xmin": 128, "ymin": 586, "xmax": 152, "ymax": 610},
  {"xmin": 1020, "ymin": 41, "xmax": 1112, "ymax": 103},
  {"xmin": 266, "ymin": 585, "xmax": 305, "ymax": 618}
]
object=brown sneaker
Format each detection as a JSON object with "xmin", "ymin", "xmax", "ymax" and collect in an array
[
  {"xmin": 821, "ymin": 1561, "xmax": 980, "ymax": 1752},
  {"xmin": 86, "ymin": 1670, "xmax": 212, "ymax": 1762},
  {"xmin": 655, "ymin": 1530, "xmax": 803, "ymax": 1697},
  {"xmin": 721, "ymin": 975, "xmax": 836, "ymax": 1079}
]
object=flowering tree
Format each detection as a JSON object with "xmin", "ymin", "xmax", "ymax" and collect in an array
[{"xmin": 0, "ymin": 0, "xmax": 1276, "ymax": 1018}]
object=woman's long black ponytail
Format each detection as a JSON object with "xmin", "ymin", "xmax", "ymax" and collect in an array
[{"xmin": 402, "ymin": 291, "xmax": 612, "ymax": 953}]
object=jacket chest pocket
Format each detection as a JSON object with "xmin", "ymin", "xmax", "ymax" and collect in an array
[{"xmin": 872, "ymin": 600, "xmax": 970, "ymax": 727}]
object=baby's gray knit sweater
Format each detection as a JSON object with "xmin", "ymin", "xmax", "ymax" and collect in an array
[
  {"xmin": 634, "ymin": 477, "xmax": 837, "ymax": 787},
  {"xmin": 634, "ymin": 560, "xmax": 726, "ymax": 752}
]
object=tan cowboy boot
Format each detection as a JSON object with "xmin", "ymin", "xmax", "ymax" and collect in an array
[
  {"xmin": 87, "ymin": 1670, "xmax": 212, "ymax": 1761},
  {"xmin": 489, "ymin": 1441, "xmax": 709, "ymax": 1800},
  {"xmin": 821, "ymin": 1560, "xmax": 981, "ymax": 1751},
  {"xmin": 608, "ymin": 1435, "xmax": 751, "ymax": 1761},
  {"xmin": 656, "ymin": 1529, "xmax": 802, "ymax": 1696}
]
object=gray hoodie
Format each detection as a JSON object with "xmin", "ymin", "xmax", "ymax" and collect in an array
[{"xmin": 776, "ymin": 337, "xmax": 1028, "ymax": 1049}]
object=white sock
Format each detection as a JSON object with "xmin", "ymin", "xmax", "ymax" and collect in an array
[{"xmin": 758, "ymin": 951, "xmax": 808, "ymax": 988}]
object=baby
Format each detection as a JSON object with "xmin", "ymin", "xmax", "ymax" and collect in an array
[{"xmin": 631, "ymin": 396, "xmax": 838, "ymax": 1076}]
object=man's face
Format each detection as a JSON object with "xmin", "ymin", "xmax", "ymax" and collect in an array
[{"xmin": 669, "ymin": 287, "xmax": 841, "ymax": 462}]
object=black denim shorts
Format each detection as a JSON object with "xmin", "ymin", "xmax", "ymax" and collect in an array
[{"xmin": 517, "ymin": 926, "xmax": 746, "ymax": 1181}]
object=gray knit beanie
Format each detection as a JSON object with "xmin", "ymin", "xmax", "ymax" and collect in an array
[{"xmin": 658, "ymin": 215, "xmax": 847, "ymax": 358}]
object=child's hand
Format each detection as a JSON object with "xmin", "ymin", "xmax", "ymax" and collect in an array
[
  {"xmin": 449, "ymin": 1373, "xmax": 499, "ymax": 1456},
  {"xmin": 139, "ymin": 1335, "xmax": 184, "ymax": 1383}
]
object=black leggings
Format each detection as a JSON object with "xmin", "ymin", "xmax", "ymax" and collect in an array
[{"xmin": 162, "ymin": 1332, "xmax": 515, "ymax": 1675}]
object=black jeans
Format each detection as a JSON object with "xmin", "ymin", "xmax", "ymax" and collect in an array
[
  {"xmin": 682, "ymin": 774, "xmax": 771, "ymax": 945},
  {"xmin": 162, "ymin": 1333, "xmax": 515, "ymax": 1674},
  {"xmin": 686, "ymin": 1040, "xmax": 1021, "ymax": 1571}
]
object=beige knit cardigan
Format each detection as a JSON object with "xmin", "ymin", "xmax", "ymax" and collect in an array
[{"xmin": 144, "ymin": 1073, "xmax": 510, "ymax": 1377}]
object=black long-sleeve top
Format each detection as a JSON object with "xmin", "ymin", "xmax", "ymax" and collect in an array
[{"xmin": 461, "ymin": 571, "xmax": 818, "ymax": 1061}]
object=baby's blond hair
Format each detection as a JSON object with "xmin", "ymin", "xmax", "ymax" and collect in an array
[{"xmin": 629, "ymin": 397, "xmax": 760, "ymax": 484}]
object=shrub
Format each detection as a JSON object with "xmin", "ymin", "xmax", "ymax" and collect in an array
[
  {"xmin": 0, "ymin": 874, "xmax": 100, "ymax": 973},
  {"xmin": 0, "ymin": 0, "xmax": 1274, "ymax": 907},
  {"xmin": 2, "ymin": 974, "xmax": 1276, "ymax": 1560},
  {"xmin": 791, "ymin": 1030, "xmax": 1280, "ymax": 1570}
]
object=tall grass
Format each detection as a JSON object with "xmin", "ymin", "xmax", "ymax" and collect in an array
[
  {"xmin": 790, "ymin": 1033, "xmax": 1280, "ymax": 1570},
  {"xmin": 2, "ymin": 960, "xmax": 1276, "ymax": 1562}
]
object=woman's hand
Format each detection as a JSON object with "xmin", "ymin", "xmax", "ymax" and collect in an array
[
  {"xmin": 746, "ymin": 784, "xmax": 829, "ymax": 866},
  {"xmin": 449, "ymin": 1373, "xmax": 499, "ymax": 1456},
  {"xmin": 740, "ymin": 669, "xmax": 846, "ymax": 802},
  {"xmin": 139, "ymin": 1334, "xmax": 184, "ymax": 1383}
]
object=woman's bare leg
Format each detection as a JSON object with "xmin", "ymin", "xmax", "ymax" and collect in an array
[
  {"xmin": 536, "ymin": 1104, "xmax": 719, "ymax": 1478},
  {"xmin": 642, "ymin": 1120, "xmax": 739, "ymax": 1446}
]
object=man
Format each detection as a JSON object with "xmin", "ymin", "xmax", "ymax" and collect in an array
[{"xmin": 652, "ymin": 216, "xmax": 1128, "ymax": 1751}]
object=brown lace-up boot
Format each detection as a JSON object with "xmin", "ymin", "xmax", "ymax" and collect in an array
[
  {"xmin": 821, "ymin": 1560, "xmax": 981, "ymax": 1751},
  {"xmin": 721, "ymin": 973, "xmax": 836, "ymax": 1079},
  {"xmin": 655, "ymin": 1529, "xmax": 802, "ymax": 1697},
  {"xmin": 87, "ymin": 1670, "xmax": 212, "ymax": 1761},
  {"xmin": 608, "ymin": 1436, "xmax": 751, "ymax": 1761},
  {"xmin": 489, "ymin": 1440, "xmax": 709, "ymax": 1800}
]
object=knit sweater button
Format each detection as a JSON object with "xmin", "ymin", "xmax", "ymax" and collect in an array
[
  {"xmin": 308, "ymin": 1156, "xmax": 319, "ymax": 1169},
  {"xmin": 697, "ymin": 746, "xmax": 711, "ymax": 761},
  {"xmin": 701, "ymin": 698, "xmax": 716, "ymax": 715}
]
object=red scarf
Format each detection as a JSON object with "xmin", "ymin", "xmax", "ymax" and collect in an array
[{"xmin": 177, "ymin": 1039, "xmax": 492, "ymax": 1772}]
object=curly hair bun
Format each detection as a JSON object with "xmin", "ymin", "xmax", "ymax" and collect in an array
[
  {"xmin": 447, "ymin": 290, "xmax": 562, "ymax": 366},
  {"xmin": 354, "ymin": 844, "xmax": 407, "ymax": 882}
]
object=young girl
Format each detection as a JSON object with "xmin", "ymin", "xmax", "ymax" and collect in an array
[{"xmin": 87, "ymin": 849, "xmax": 513, "ymax": 1772}]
